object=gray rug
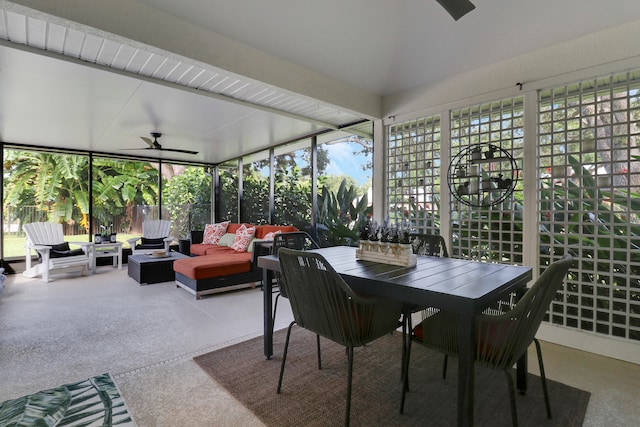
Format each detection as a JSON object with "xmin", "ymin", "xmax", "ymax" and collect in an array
[
  {"xmin": 0, "ymin": 372, "xmax": 135, "ymax": 426},
  {"xmin": 195, "ymin": 327, "xmax": 590, "ymax": 427}
]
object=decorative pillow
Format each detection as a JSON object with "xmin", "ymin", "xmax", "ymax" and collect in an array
[
  {"xmin": 203, "ymin": 221, "xmax": 230, "ymax": 245},
  {"xmin": 263, "ymin": 230, "xmax": 282, "ymax": 241},
  {"xmin": 217, "ymin": 233, "xmax": 236, "ymax": 247},
  {"xmin": 231, "ymin": 224, "xmax": 256, "ymax": 252}
]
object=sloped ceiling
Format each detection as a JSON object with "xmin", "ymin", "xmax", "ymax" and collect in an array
[{"xmin": 1, "ymin": 0, "xmax": 640, "ymax": 163}]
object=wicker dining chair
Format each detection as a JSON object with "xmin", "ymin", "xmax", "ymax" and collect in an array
[
  {"xmin": 271, "ymin": 231, "xmax": 320, "ymax": 335},
  {"xmin": 401, "ymin": 233, "xmax": 449, "ymax": 381},
  {"xmin": 409, "ymin": 233, "xmax": 449, "ymax": 258},
  {"xmin": 400, "ymin": 254, "xmax": 573, "ymax": 427},
  {"xmin": 277, "ymin": 248, "xmax": 403, "ymax": 427}
]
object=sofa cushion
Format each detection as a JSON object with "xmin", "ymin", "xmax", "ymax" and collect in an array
[
  {"xmin": 255, "ymin": 225, "xmax": 298, "ymax": 239},
  {"xmin": 231, "ymin": 224, "xmax": 256, "ymax": 252},
  {"xmin": 46, "ymin": 242, "xmax": 85, "ymax": 258},
  {"xmin": 141, "ymin": 237, "xmax": 165, "ymax": 245},
  {"xmin": 226, "ymin": 223, "xmax": 244, "ymax": 234},
  {"xmin": 203, "ymin": 221, "xmax": 229, "ymax": 245},
  {"xmin": 189, "ymin": 243, "xmax": 210, "ymax": 256},
  {"xmin": 173, "ymin": 250, "xmax": 253, "ymax": 280}
]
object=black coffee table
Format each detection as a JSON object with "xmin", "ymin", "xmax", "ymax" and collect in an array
[{"xmin": 128, "ymin": 252, "xmax": 189, "ymax": 285}]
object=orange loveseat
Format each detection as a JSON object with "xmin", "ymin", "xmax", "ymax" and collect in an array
[{"xmin": 173, "ymin": 223, "xmax": 297, "ymax": 299}]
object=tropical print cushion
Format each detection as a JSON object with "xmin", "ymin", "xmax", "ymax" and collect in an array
[
  {"xmin": 203, "ymin": 221, "xmax": 230, "ymax": 245},
  {"xmin": 231, "ymin": 224, "xmax": 256, "ymax": 252}
]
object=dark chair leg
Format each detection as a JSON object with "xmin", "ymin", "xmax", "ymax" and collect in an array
[
  {"xmin": 400, "ymin": 327, "xmax": 413, "ymax": 414},
  {"xmin": 404, "ymin": 314, "xmax": 413, "ymax": 392},
  {"xmin": 316, "ymin": 334, "xmax": 322, "ymax": 369},
  {"xmin": 345, "ymin": 346, "xmax": 354, "ymax": 427},
  {"xmin": 401, "ymin": 313, "xmax": 406, "ymax": 381},
  {"xmin": 534, "ymin": 338, "xmax": 552, "ymax": 419},
  {"xmin": 272, "ymin": 293, "xmax": 281, "ymax": 336},
  {"xmin": 442, "ymin": 354, "xmax": 448, "ymax": 379},
  {"xmin": 277, "ymin": 321, "xmax": 296, "ymax": 394},
  {"xmin": 504, "ymin": 370, "xmax": 519, "ymax": 427}
]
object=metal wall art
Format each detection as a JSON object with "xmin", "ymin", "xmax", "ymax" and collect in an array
[{"xmin": 447, "ymin": 143, "xmax": 518, "ymax": 207}]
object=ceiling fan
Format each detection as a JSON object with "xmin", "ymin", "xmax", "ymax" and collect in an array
[
  {"xmin": 134, "ymin": 132, "xmax": 199, "ymax": 155},
  {"xmin": 436, "ymin": 0, "xmax": 475, "ymax": 21}
]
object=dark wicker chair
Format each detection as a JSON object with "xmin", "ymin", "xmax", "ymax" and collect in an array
[
  {"xmin": 271, "ymin": 231, "xmax": 320, "ymax": 335},
  {"xmin": 400, "ymin": 254, "xmax": 573, "ymax": 426},
  {"xmin": 409, "ymin": 233, "xmax": 449, "ymax": 258},
  {"xmin": 401, "ymin": 234, "xmax": 449, "ymax": 380},
  {"xmin": 277, "ymin": 248, "xmax": 403, "ymax": 427}
]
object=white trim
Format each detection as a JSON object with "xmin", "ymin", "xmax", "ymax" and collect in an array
[{"xmin": 538, "ymin": 323, "xmax": 640, "ymax": 365}]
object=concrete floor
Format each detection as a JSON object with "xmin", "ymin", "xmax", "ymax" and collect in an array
[{"xmin": 0, "ymin": 266, "xmax": 638, "ymax": 426}]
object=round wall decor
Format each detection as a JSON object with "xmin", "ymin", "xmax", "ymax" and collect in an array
[{"xmin": 447, "ymin": 143, "xmax": 518, "ymax": 207}]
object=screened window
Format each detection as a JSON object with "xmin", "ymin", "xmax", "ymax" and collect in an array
[
  {"xmin": 218, "ymin": 161, "xmax": 239, "ymax": 223},
  {"xmin": 3, "ymin": 149, "xmax": 90, "ymax": 257},
  {"xmin": 273, "ymin": 141, "xmax": 312, "ymax": 230},
  {"xmin": 387, "ymin": 117, "xmax": 442, "ymax": 233},
  {"xmin": 317, "ymin": 131, "xmax": 373, "ymax": 246},
  {"xmin": 241, "ymin": 151, "xmax": 270, "ymax": 225},
  {"xmin": 162, "ymin": 164, "xmax": 212, "ymax": 238},
  {"xmin": 539, "ymin": 71, "xmax": 640, "ymax": 341},
  {"xmin": 92, "ymin": 157, "xmax": 160, "ymax": 247},
  {"xmin": 450, "ymin": 98, "xmax": 524, "ymax": 263}
]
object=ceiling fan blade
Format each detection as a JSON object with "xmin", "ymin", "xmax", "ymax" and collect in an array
[
  {"xmin": 131, "ymin": 134, "xmax": 198, "ymax": 154},
  {"xmin": 160, "ymin": 148, "xmax": 199, "ymax": 155},
  {"xmin": 140, "ymin": 136, "xmax": 155, "ymax": 148},
  {"xmin": 436, "ymin": 0, "xmax": 475, "ymax": 21}
]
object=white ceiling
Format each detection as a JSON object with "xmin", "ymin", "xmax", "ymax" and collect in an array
[
  {"xmin": 1, "ymin": 0, "xmax": 640, "ymax": 163},
  {"xmin": 137, "ymin": 0, "xmax": 640, "ymax": 96}
]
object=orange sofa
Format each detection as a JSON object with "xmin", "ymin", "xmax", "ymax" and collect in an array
[{"xmin": 173, "ymin": 223, "xmax": 297, "ymax": 299}]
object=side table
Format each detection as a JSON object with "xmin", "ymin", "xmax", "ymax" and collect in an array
[
  {"xmin": 92, "ymin": 242, "xmax": 123, "ymax": 272},
  {"xmin": 128, "ymin": 252, "xmax": 189, "ymax": 285}
]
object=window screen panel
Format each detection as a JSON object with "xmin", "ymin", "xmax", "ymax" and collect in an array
[
  {"xmin": 539, "ymin": 70, "xmax": 640, "ymax": 341},
  {"xmin": 387, "ymin": 117, "xmax": 442, "ymax": 234},
  {"xmin": 449, "ymin": 97, "xmax": 524, "ymax": 264}
]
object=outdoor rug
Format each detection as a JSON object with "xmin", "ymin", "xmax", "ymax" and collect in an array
[
  {"xmin": 194, "ymin": 327, "xmax": 591, "ymax": 427},
  {"xmin": 0, "ymin": 372, "xmax": 136, "ymax": 426}
]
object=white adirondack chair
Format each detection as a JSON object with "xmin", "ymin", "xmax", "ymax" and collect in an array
[
  {"xmin": 127, "ymin": 220, "xmax": 173, "ymax": 256},
  {"xmin": 23, "ymin": 222, "xmax": 93, "ymax": 282}
]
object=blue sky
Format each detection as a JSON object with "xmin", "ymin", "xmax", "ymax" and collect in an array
[{"xmin": 323, "ymin": 141, "xmax": 371, "ymax": 186}]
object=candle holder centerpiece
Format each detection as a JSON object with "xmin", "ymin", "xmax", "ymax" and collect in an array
[{"xmin": 356, "ymin": 220, "xmax": 416, "ymax": 267}]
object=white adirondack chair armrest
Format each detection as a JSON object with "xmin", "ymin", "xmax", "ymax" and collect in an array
[
  {"xmin": 127, "ymin": 237, "xmax": 141, "ymax": 246},
  {"xmin": 68, "ymin": 241, "xmax": 93, "ymax": 247},
  {"xmin": 68, "ymin": 241, "xmax": 93, "ymax": 254},
  {"xmin": 27, "ymin": 244, "xmax": 51, "ymax": 253}
]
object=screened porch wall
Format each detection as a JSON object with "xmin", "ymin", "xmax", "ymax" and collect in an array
[{"xmin": 385, "ymin": 70, "xmax": 640, "ymax": 364}]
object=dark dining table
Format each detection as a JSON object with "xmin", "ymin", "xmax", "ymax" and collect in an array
[{"xmin": 258, "ymin": 245, "xmax": 532, "ymax": 427}]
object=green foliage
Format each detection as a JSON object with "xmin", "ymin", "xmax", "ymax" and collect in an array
[
  {"xmin": 219, "ymin": 169, "xmax": 239, "ymax": 222},
  {"xmin": 163, "ymin": 167, "xmax": 212, "ymax": 237},
  {"xmin": 3, "ymin": 151, "xmax": 161, "ymax": 234},
  {"xmin": 242, "ymin": 167, "xmax": 270, "ymax": 224},
  {"xmin": 273, "ymin": 164, "xmax": 312, "ymax": 229},
  {"xmin": 317, "ymin": 178, "xmax": 371, "ymax": 246},
  {"xmin": 539, "ymin": 156, "xmax": 640, "ymax": 296},
  {"xmin": 3, "ymin": 151, "xmax": 91, "ymax": 229}
]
